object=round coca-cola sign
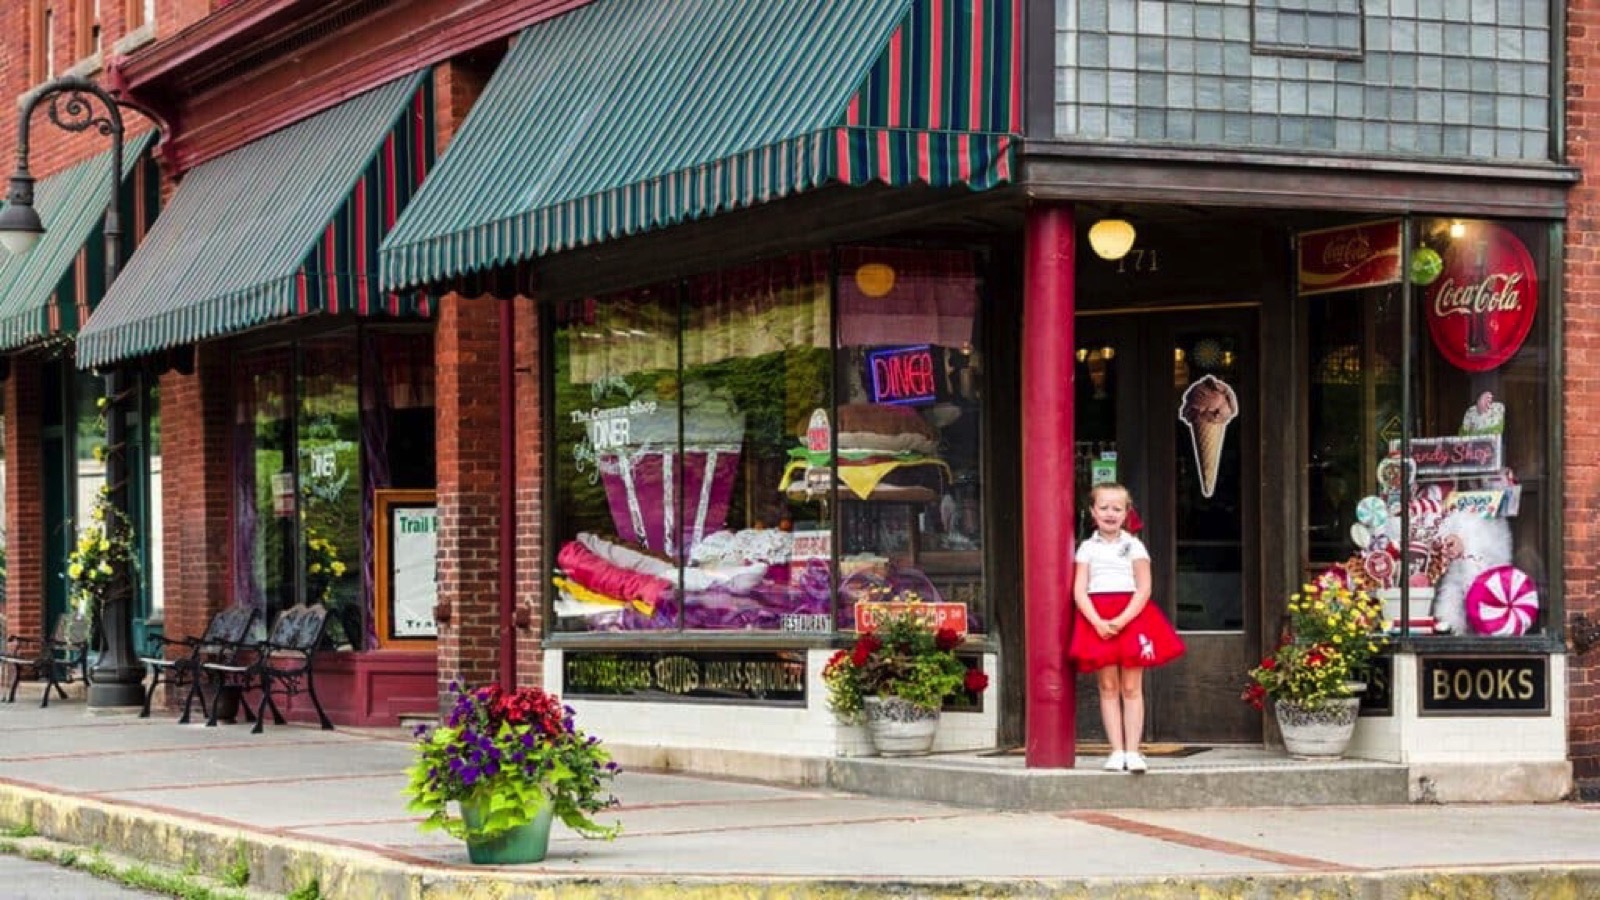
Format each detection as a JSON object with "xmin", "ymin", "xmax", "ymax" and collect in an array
[{"xmin": 1423, "ymin": 223, "xmax": 1539, "ymax": 372}]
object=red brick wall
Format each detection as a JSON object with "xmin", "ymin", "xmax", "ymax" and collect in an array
[
  {"xmin": 435, "ymin": 293, "xmax": 504, "ymax": 703},
  {"xmin": 1567, "ymin": 0, "xmax": 1600, "ymax": 784},
  {"xmin": 0, "ymin": 0, "xmax": 157, "ymax": 184},
  {"xmin": 157, "ymin": 343, "xmax": 232, "ymax": 674},
  {"xmin": 514, "ymin": 295, "xmax": 543, "ymax": 688},
  {"xmin": 4, "ymin": 357, "xmax": 45, "ymax": 640}
]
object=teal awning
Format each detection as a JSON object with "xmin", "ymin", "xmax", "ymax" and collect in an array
[
  {"xmin": 0, "ymin": 132, "xmax": 157, "ymax": 353},
  {"xmin": 77, "ymin": 71, "xmax": 435, "ymax": 369},
  {"xmin": 380, "ymin": 0, "xmax": 1020, "ymax": 292}
]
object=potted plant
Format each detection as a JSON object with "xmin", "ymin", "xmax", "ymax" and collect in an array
[
  {"xmin": 823, "ymin": 605, "xmax": 989, "ymax": 757},
  {"xmin": 405, "ymin": 682, "xmax": 621, "ymax": 864},
  {"xmin": 1242, "ymin": 580, "xmax": 1387, "ymax": 759}
]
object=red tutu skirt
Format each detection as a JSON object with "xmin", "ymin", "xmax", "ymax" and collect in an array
[{"xmin": 1068, "ymin": 592, "xmax": 1185, "ymax": 671}]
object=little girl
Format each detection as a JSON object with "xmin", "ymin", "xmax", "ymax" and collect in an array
[{"xmin": 1068, "ymin": 483, "xmax": 1185, "ymax": 773}]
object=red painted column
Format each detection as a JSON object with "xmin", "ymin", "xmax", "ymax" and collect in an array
[{"xmin": 1022, "ymin": 203, "xmax": 1076, "ymax": 768}]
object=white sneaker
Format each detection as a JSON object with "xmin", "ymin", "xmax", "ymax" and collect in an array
[
  {"xmin": 1103, "ymin": 751, "xmax": 1127, "ymax": 772},
  {"xmin": 1125, "ymin": 752, "xmax": 1149, "ymax": 773}
]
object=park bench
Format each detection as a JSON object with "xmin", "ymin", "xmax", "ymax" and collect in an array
[
  {"xmin": 202, "ymin": 603, "xmax": 333, "ymax": 733},
  {"xmin": 1, "ymin": 611, "xmax": 92, "ymax": 708},
  {"xmin": 140, "ymin": 604, "xmax": 259, "ymax": 723}
]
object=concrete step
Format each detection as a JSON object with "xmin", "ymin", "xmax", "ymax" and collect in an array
[{"xmin": 826, "ymin": 748, "xmax": 1412, "ymax": 811}]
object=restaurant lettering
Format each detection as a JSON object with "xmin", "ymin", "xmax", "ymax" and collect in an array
[
  {"xmin": 563, "ymin": 651, "xmax": 806, "ymax": 704},
  {"xmin": 868, "ymin": 345, "xmax": 938, "ymax": 406},
  {"xmin": 1418, "ymin": 655, "xmax": 1548, "ymax": 716}
]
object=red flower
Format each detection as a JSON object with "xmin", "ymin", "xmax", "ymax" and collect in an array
[
  {"xmin": 935, "ymin": 628, "xmax": 961, "ymax": 651},
  {"xmin": 824, "ymin": 649, "xmax": 849, "ymax": 672},
  {"xmin": 1241, "ymin": 683, "xmax": 1266, "ymax": 710},
  {"xmin": 963, "ymin": 669, "xmax": 989, "ymax": 694},
  {"xmin": 851, "ymin": 633, "xmax": 882, "ymax": 667},
  {"xmin": 1260, "ymin": 657, "xmax": 1277, "ymax": 670}
]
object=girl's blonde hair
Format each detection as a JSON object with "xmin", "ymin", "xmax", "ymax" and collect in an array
[{"xmin": 1088, "ymin": 482, "xmax": 1132, "ymax": 505}]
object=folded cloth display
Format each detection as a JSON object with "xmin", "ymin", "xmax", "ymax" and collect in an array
[
  {"xmin": 577, "ymin": 532, "xmax": 766, "ymax": 594},
  {"xmin": 598, "ymin": 383, "xmax": 745, "ymax": 557},
  {"xmin": 556, "ymin": 541, "xmax": 672, "ymax": 616}
]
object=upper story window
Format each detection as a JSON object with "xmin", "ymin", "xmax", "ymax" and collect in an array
[
  {"xmin": 1252, "ymin": 0, "xmax": 1363, "ymax": 60},
  {"xmin": 29, "ymin": 2, "xmax": 56, "ymax": 83},
  {"xmin": 124, "ymin": 0, "xmax": 152, "ymax": 31},
  {"xmin": 74, "ymin": 0, "xmax": 100, "ymax": 61}
]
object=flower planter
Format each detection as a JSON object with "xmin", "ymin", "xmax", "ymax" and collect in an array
[
  {"xmin": 1275, "ymin": 696, "xmax": 1360, "ymax": 760},
  {"xmin": 460, "ymin": 799, "xmax": 555, "ymax": 865},
  {"xmin": 863, "ymin": 696, "xmax": 940, "ymax": 757}
]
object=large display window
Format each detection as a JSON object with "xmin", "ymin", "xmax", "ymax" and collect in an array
[
  {"xmin": 550, "ymin": 247, "xmax": 989, "ymax": 635},
  {"xmin": 1305, "ymin": 217, "xmax": 1552, "ymax": 641},
  {"xmin": 232, "ymin": 330, "xmax": 436, "ymax": 650}
]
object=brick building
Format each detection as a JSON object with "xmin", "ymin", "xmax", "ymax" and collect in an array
[{"xmin": 0, "ymin": 0, "xmax": 1594, "ymax": 800}]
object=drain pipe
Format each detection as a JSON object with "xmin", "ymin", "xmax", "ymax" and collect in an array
[{"xmin": 499, "ymin": 297, "xmax": 517, "ymax": 689}]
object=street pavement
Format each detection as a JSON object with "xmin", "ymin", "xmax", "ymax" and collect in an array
[
  {"xmin": 0, "ymin": 699, "xmax": 1597, "ymax": 897},
  {"xmin": 0, "ymin": 853, "xmax": 163, "ymax": 899}
]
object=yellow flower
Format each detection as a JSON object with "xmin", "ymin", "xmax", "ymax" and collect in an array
[
  {"xmin": 331, "ymin": 562, "xmax": 347, "ymax": 577},
  {"xmin": 98, "ymin": 562, "xmax": 112, "ymax": 575},
  {"xmin": 68, "ymin": 563, "xmax": 83, "ymax": 579},
  {"xmin": 99, "ymin": 539, "xmax": 109, "ymax": 553},
  {"xmin": 310, "ymin": 563, "xmax": 323, "ymax": 574}
]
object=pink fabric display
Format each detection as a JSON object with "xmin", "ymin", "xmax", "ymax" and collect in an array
[
  {"xmin": 599, "ymin": 449, "xmax": 741, "ymax": 556},
  {"xmin": 1464, "ymin": 564, "xmax": 1539, "ymax": 636},
  {"xmin": 556, "ymin": 541, "xmax": 672, "ymax": 613}
]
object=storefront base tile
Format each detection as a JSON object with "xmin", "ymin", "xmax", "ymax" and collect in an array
[{"xmin": 1408, "ymin": 761, "xmax": 1574, "ymax": 804}]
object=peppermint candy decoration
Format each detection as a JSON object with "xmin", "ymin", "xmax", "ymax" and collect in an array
[
  {"xmin": 1355, "ymin": 495, "xmax": 1388, "ymax": 529},
  {"xmin": 1363, "ymin": 550, "xmax": 1396, "ymax": 588},
  {"xmin": 1465, "ymin": 565, "xmax": 1539, "ymax": 637}
]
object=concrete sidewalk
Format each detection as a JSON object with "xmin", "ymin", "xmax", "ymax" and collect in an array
[{"xmin": 0, "ymin": 699, "xmax": 1596, "ymax": 898}]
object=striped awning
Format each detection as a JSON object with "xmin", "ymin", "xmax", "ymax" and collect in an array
[
  {"xmin": 380, "ymin": 0, "xmax": 1020, "ymax": 292},
  {"xmin": 77, "ymin": 71, "xmax": 435, "ymax": 369},
  {"xmin": 0, "ymin": 132, "xmax": 157, "ymax": 354}
]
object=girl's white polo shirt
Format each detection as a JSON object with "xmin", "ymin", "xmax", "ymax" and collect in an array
[{"xmin": 1075, "ymin": 531, "xmax": 1148, "ymax": 594}]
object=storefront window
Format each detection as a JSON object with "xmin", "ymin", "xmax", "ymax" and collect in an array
[
  {"xmin": 233, "ymin": 332, "xmax": 435, "ymax": 649},
  {"xmin": 300, "ymin": 339, "xmax": 361, "ymax": 648},
  {"xmin": 235, "ymin": 350, "xmax": 295, "ymax": 618},
  {"xmin": 1306, "ymin": 217, "xmax": 1550, "ymax": 640},
  {"xmin": 551, "ymin": 247, "xmax": 988, "ymax": 635}
]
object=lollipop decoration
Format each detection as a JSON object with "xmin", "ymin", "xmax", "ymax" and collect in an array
[{"xmin": 1464, "ymin": 565, "xmax": 1539, "ymax": 636}]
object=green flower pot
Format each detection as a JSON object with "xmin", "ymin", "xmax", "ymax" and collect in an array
[{"xmin": 460, "ymin": 799, "xmax": 555, "ymax": 865}]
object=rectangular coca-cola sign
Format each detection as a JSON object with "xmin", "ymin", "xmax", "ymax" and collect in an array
[{"xmin": 1297, "ymin": 219, "xmax": 1403, "ymax": 296}]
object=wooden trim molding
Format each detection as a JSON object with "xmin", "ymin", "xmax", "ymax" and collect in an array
[
  {"xmin": 108, "ymin": 0, "xmax": 594, "ymax": 173},
  {"xmin": 1022, "ymin": 141, "xmax": 1578, "ymax": 220}
]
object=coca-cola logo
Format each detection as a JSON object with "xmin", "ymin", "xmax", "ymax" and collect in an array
[
  {"xmin": 1322, "ymin": 233, "xmax": 1372, "ymax": 269},
  {"xmin": 1423, "ymin": 224, "xmax": 1538, "ymax": 373}
]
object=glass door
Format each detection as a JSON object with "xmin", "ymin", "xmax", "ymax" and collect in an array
[{"xmin": 1073, "ymin": 310, "xmax": 1261, "ymax": 744}]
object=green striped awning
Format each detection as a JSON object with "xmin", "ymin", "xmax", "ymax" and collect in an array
[
  {"xmin": 77, "ymin": 71, "xmax": 435, "ymax": 369},
  {"xmin": 0, "ymin": 132, "xmax": 157, "ymax": 354},
  {"xmin": 380, "ymin": 0, "xmax": 1020, "ymax": 292}
]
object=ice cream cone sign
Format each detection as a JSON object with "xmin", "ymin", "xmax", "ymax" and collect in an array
[{"xmin": 1178, "ymin": 374, "xmax": 1239, "ymax": 498}]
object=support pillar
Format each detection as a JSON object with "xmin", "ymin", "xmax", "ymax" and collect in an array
[
  {"xmin": 1022, "ymin": 203, "xmax": 1077, "ymax": 768},
  {"xmin": 435, "ymin": 292, "xmax": 504, "ymax": 705},
  {"xmin": 3, "ymin": 356, "xmax": 44, "ymax": 643}
]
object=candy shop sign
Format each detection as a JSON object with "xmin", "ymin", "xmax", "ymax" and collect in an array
[
  {"xmin": 854, "ymin": 601, "xmax": 969, "ymax": 635},
  {"xmin": 1424, "ymin": 223, "xmax": 1539, "ymax": 372},
  {"xmin": 571, "ymin": 400, "xmax": 658, "ymax": 451},
  {"xmin": 1390, "ymin": 435, "xmax": 1502, "ymax": 478}
]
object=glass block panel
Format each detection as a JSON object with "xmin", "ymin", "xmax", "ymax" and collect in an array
[{"xmin": 1252, "ymin": 0, "xmax": 1364, "ymax": 59}]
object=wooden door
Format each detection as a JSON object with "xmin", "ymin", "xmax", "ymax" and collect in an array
[{"xmin": 1073, "ymin": 310, "xmax": 1262, "ymax": 744}]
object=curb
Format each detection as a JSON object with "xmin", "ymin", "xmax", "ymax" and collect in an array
[{"xmin": 2, "ymin": 779, "xmax": 1599, "ymax": 898}]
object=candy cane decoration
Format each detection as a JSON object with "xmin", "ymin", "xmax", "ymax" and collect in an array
[{"xmin": 1465, "ymin": 565, "xmax": 1539, "ymax": 637}]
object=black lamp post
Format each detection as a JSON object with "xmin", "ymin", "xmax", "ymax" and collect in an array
[{"xmin": 0, "ymin": 77, "xmax": 145, "ymax": 708}]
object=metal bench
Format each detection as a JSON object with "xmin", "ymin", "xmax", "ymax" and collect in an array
[
  {"xmin": 1, "ymin": 611, "xmax": 92, "ymax": 707},
  {"xmin": 140, "ymin": 604, "xmax": 259, "ymax": 722},
  {"xmin": 202, "ymin": 603, "xmax": 333, "ymax": 733}
]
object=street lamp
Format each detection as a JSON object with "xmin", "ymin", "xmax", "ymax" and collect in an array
[{"xmin": 1, "ymin": 76, "xmax": 146, "ymax": 708}]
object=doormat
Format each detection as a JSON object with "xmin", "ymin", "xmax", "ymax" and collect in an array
[{"xmin": 985, "ymin": 743, "xmax": 1209, "ymax": 759}]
